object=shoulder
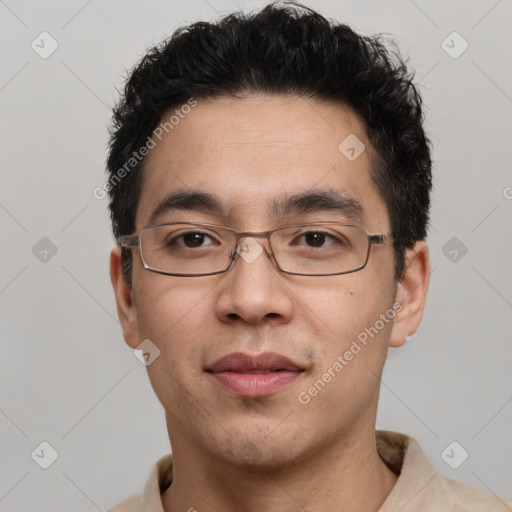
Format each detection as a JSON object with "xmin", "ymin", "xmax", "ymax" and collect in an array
[
  {"xmin": 433, "ymin": 473, "xmax": 512, "ymax": 511},
  {"xmin": 376, "ymin": 430, "xmax": 511, "ymax": 511}
]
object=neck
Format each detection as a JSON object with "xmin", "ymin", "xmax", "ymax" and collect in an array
[{"xmin": 162, "ymin": 425, "xmax": 398, "ymax": 512}]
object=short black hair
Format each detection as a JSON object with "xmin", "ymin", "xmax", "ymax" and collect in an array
[{"xmin": 106, "ymin": 1, "xmax": 432, "ymax": 283}]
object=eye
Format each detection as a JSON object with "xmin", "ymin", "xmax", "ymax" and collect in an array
[
  {"xmin": 294, "ymin": 230, "xmax": 340, "ymax": 248},
  {"xmin": 169, "ymin": 231, "xmax": 218, "ymax": 249}
]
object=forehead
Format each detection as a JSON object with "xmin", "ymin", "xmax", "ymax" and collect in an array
[{"xmin": 136, "ymin": 94, "xmax": 389, "ymax": 231}]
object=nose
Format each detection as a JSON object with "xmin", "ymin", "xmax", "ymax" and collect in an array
[{"xmin": 215, "ymin": 237, "xmax": 294, "ymax": 326}]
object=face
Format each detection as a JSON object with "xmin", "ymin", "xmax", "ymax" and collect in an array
[{"xmin": 111, "ymin": 94, "xmax": 429, "ymax": 470}]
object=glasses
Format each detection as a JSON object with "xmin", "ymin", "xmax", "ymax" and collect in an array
[{"xmin": 119, "ymin": 222, "xmax": 392, "ymax": 277}]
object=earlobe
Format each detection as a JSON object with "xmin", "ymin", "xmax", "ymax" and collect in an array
[
  {"xmin": 389, "ymin": 241, "xmax": 430, "ymax": 348},
  {"xmin": 110, "ymin": 246, "xmax": 140, "ymax": 349}
]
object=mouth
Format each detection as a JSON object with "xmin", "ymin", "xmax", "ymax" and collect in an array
[{"xmin": 206, "ymin": 352, "xmax": 305, "ymax": 398}]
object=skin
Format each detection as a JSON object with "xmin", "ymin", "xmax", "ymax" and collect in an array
[{"xmin": 110, "ymin": 94, "xmax": 430, "ymax": 512}]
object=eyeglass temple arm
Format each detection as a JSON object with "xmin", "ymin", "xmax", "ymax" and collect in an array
[
  {"xmin": 370, "ymin": 234, "xmax": 392, "ymax": 245},
  {"xmin": 119, "ymin": 234, "xmax": 139, "ymax": 248}
]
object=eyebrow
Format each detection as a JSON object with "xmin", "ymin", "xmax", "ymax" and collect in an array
[
  {"xmin": 147, "ymin": 188, "xmax": 365, "ymax": 226},
  {"xmin": 271, "ymin": 189, "xmax": 365, "ymax": 222},
  {"xmin": 148, "ymin": 190, "xmax": 225, "ymax": 225}
]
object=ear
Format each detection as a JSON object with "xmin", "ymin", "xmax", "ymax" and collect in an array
[
  {"xmin": 110, "ymin": 246, "xmax": 140, "ymax": 349},
  {"xmin": 389, "ymin": 241, "xmax": 430, "ymax": 348}
]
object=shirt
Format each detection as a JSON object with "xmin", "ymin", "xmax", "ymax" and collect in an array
[{"xmin": 107, "ymin": 430, "xmax": 511, "ymax": 511}]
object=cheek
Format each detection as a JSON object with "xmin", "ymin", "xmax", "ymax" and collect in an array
[
  {"xmin": 292, "ymin": 275, "xmax": 391, "ymax": 339},
  {"xmin": 296, "ymin": 274, "xmax": 396, "ymax": 392},
  {"xmin": 133, "ymin": 278, "xmax": 214, "ymax": 410},
  {"xmin": 132, "ymin": 277, "xmax": 214, "ymax": 369},
  {"xmin": 297, "ymin": 284, "xmax": 395, "ymax": 416},
  {"xmin": 134, "ymin": 275, "xmax": 209, "ymax": 331}
]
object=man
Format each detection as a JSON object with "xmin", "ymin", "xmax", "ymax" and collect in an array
[{"xmin": 106, "ymin": 2, "xmax": 510, "ymax": 511}]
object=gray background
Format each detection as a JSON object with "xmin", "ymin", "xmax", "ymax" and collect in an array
[{"xmin": 1, "ymin": 0, "xmax": 511, "ymax": 510}]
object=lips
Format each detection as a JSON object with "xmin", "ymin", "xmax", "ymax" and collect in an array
[{"xmin": 206, "ymin": 352, "xmax": 304, "ymax": 398}]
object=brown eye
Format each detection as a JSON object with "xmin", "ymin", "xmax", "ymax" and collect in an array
[
  {"xmin": 166, "ymin": 231, "xmax": 217, "ymax": 249},
  {"xmin": 304, "ymin": 232, "xmax": 327, "ymax": 247},
  {"xmin": 292, "ymin": 231, "xmax": 339, "ymax": 248},
  {"xmin": 182, "ymin": 232, "xmax": 207, "ymax": 247}
]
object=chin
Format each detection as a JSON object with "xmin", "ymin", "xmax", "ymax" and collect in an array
[{"xmin": 215, "ymin": 426, "xmax": 310, "ymax": 472}]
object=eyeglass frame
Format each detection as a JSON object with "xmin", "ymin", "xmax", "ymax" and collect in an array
[{"xmin": 119, "ymin": 221, "xmax": 393, "ymax": 277}]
